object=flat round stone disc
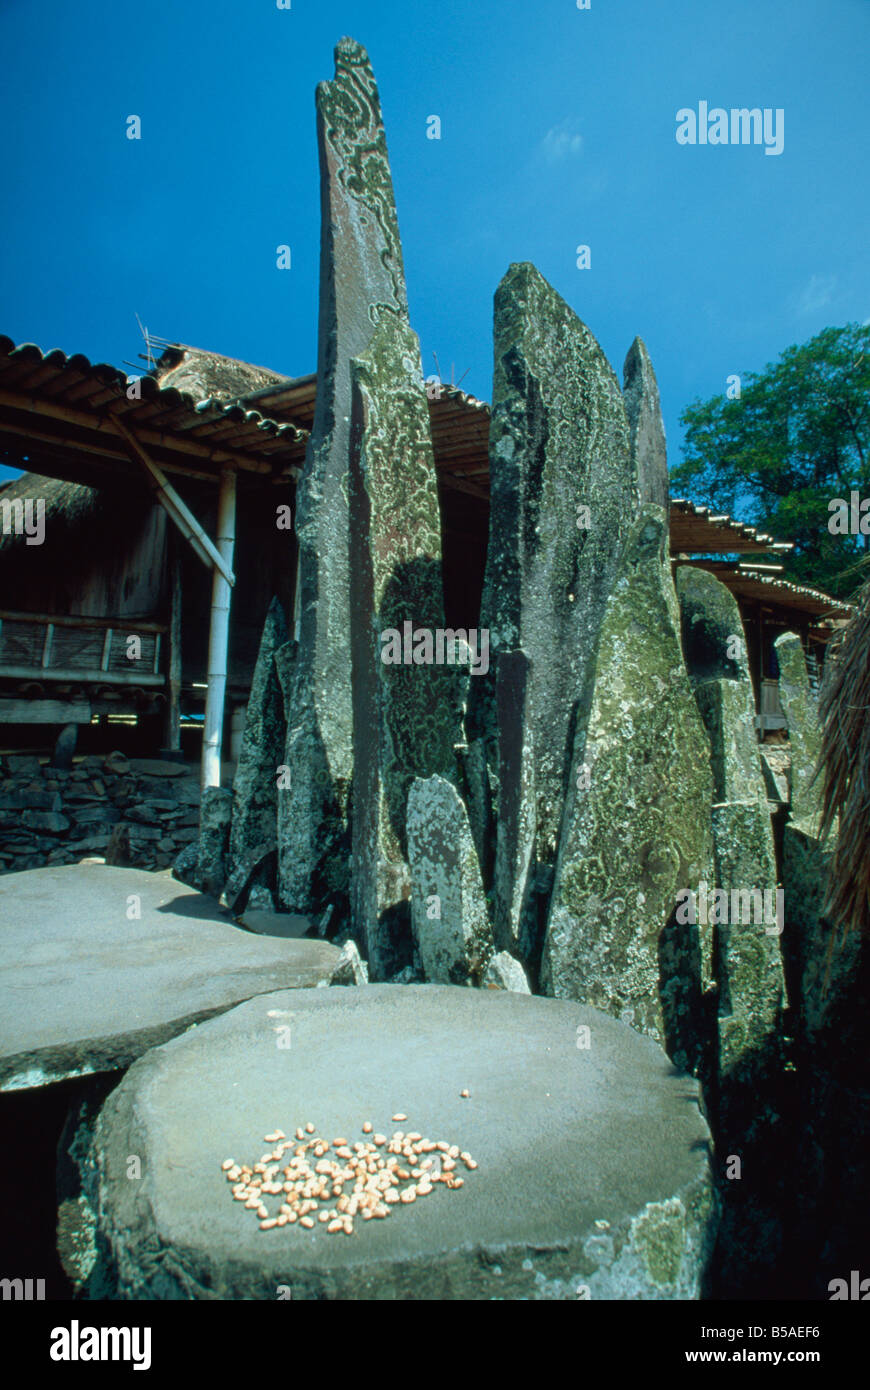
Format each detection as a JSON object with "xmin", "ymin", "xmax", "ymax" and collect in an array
[
  {"xmin": 91, "ymin": 983, "xmax": 715, "ymax": 1299},
  {"xmin": 0, "ymin": 865, "xmax": 338, "ymax": 1090}
]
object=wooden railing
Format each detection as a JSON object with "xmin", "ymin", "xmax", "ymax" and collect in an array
[{"xmin": 0, "ymin": 610, "xmax": 167, "ymax": 687}]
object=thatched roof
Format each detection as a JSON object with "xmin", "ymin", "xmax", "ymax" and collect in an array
[
  {"xmin": 818, "ymin": 575, "xmax": 870, "ymax": 939},
  {"xmin": 0, "ymin": 471, "xmax": 103, "ymax": 554},
  {"xmin": 153, "ymin": 345, "xmax": 291, "ymax": 405}
]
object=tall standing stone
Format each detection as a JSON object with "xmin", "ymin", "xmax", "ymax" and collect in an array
[
  {"xmin": 278, "ymin": 37, "xmax": 409, "ymax": 914},
  {"xmin": 677, "ymin": 631, "xmax": 786, "ymax": 1283},
  {"xmin": 675, "ymin": 566, "xmax": 785, "ymax": 1106},
  {"xmin": 541, "ymin": 508, "xmax": 714, "ymax": 1071},
  {"xmin": 457, "ymin": 739, "xmax": 495, "ymax": 891},
  {"xmin": 407, "ymin": 775, "xmax": 494, "ymax": 985},
  {"xmin": 348, "ymin": 318, "xmax": 459, "ymax": 978},
  {"xmin": 224, "ymin": 597, "xmax": 288, "ymax": 911},
  {"xmin": 623, "ymin": 337, "xmax": 669, "ymax": 510},
  {"xmin": 775, "ymin": 631, "xmax": 847, "ymax": 1044},
  {"xmin": 775, "ymin": 634, "xmax": 850, "ymax": 1044},
  {"xmin": 677, "ymin": 563, "xmax": 752, "ymax": 691},
  {"xmin": 491, "ymin": 650, "xmax": 536, "ymax": 953},
  {"xmin": 775, "ymin": 633, "xmax": 866, "ymax": 1290},
  {"xmin": 196, "ymin": 786, "xmax": 233, "ymax": 900},
  {"xmin": 775, "ymin": 632, "xmax": 822, "ymax": 833},
  {"xmin": 466, "ymin": 262, "xmax": 637, "ymax": 965}
]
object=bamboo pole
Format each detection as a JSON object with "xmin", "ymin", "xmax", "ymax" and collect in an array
[
  {"xmin": 165, "ymin": 529, "xmax": 182, "ymax": 752},
  {"xmin": 201, "ymin": 468, "xmax": 237, "ymax": 789}
]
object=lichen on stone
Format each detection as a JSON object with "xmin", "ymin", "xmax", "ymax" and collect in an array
[{"xmin": 630, "ymin": 1197, "xmax": 687, "ymax": 1289}]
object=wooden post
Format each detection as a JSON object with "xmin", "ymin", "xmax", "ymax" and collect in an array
[
  {"xmin": 164, "ymin": 528, "xmax": 182, "ymax": 752},
  {"xmin": 202, "ymin": 469, "xmax": 237, "ymax": 789}
]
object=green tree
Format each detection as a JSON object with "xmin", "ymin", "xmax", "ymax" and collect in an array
[{"xmin": 673, "ymin": 323, "xmax": 870, "ymax": 598}]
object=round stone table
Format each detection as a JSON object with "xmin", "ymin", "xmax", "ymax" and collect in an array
[
  {"xmin": 0, "ymin": 864, "xmax": 339, "ymax": 1090},
  {"xmin": 88, "ymin": 984, "xmax": 716, "ymax": 1299}
]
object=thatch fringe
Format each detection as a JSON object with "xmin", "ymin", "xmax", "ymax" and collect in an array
[
  {"xmin": 0, "ymin": 472, "xmax": 102, "ymax": 554},
  {"xmin": 154, "ymin": 346, "xmax": 289, "ymax": 404},
  {"xmin": 818, "ymin": 573, "xmax": 870, "ymax": 939}
]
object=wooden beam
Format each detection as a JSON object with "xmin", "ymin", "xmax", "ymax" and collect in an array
[
  {"xmin": 113, "ymin": 415, "xmax": 235, "ymax": 586},
  {"xmin": 436, "ymin": 474, "xmax": 490, "ymax": 501},
  {"xmin": 0, "ymin": 664, "xmax": 164, "ymax": 686},
  {"xmin": 0, "ymin": 388, "xmax": 279, "ymax": 475},
  {"xmin": 0, "ymin": 699, "xmax": 92, "ymax": 724},
  {"xmin": 0, "ymin": 418, "xmax": 227, "ymax": 483},
  {"xmin": 0, "ymin": 609, "xmax": 167, "ymax": 633}
]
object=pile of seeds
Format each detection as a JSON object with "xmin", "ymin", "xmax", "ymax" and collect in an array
[{"xmin": 220, "ymin": 1115, "xmax": 478, "ymax": 1236}]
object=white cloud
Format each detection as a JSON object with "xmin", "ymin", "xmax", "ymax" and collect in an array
[
  {"xmin": 540, "ymin": 122, "xmax": 583, "ymax": 165},
  {"xmin": 795, "ymin": 273, "xmax": 837, "ymax": 317}
]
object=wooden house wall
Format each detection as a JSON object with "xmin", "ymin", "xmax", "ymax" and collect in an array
[
  {"xmin": 439, "ymin": 483, "xmax": 488, "ymax": 630},
  {"xmin": 0, "ymin": 484, "xmax": 167, "ymax": 621}
]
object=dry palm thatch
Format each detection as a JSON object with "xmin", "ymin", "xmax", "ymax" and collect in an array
[
  {"xmin": 153, "ymin": 345, "xmax": 289, "ymax": 404},
  {"xmin": 818, "ymin": 572, "xmax": 870, "ymax": 939},
  {"xmin": 0, "ymin": 472, "xmax": 102, "ymax": 554}
]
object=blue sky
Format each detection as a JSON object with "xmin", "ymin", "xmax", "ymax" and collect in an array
[{"xmin": 1, "ymin": 0, "xmax": 868, "ymax": 500}]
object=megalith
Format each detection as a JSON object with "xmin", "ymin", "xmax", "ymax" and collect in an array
[
  {"xmin": 541, "ymin": 507, "xmax": 714, "ymax": 1070},
  {"xmin": 775, "ymin": 632, "xmax": 866, "ymax": 1286},
  {"xmin": 491, "ymin": 651, "xmax": 536, "ymax": 956},
  {"xmin": 675, "ymin": 566, "xmax": 785, "ymax": 1089},
  {"xmin": 278, "ymin": 37, "xmax": 409, "ymax": 915},
  {"xmin": 348, "ymin": 318, "xmax": 459, "ymax": 977},
  {"xmin": 483, "ymin": 951, "xmax": 531, "ymax": 993},
  {"xmin": 224, "ymin": 597, "xmax": 288, "ymax": 911},
  {"xmin": 623, "ymin": 336, "xmax": 669, "ymax": 510},
  {"xmin": 175, "ymin": 786, "xmax": 232, "ymax": 900},
  {"xmin": 775, "ymin": 631, "xmax": 857, "ymax": 1041},
  {"xmin": 457, "ymin": 739, "xmax": 495, "ymax": 891},
  {"xmin": 466, "ymin": 261, "xmax": 637, "ymax": 963},
  {"xmin": 775, "ymin": 632, "xmax": 822, "ymax": 834},
  {"xmin": 407, "ymin": 775, "xmax": 494, "ymax": 985}
]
